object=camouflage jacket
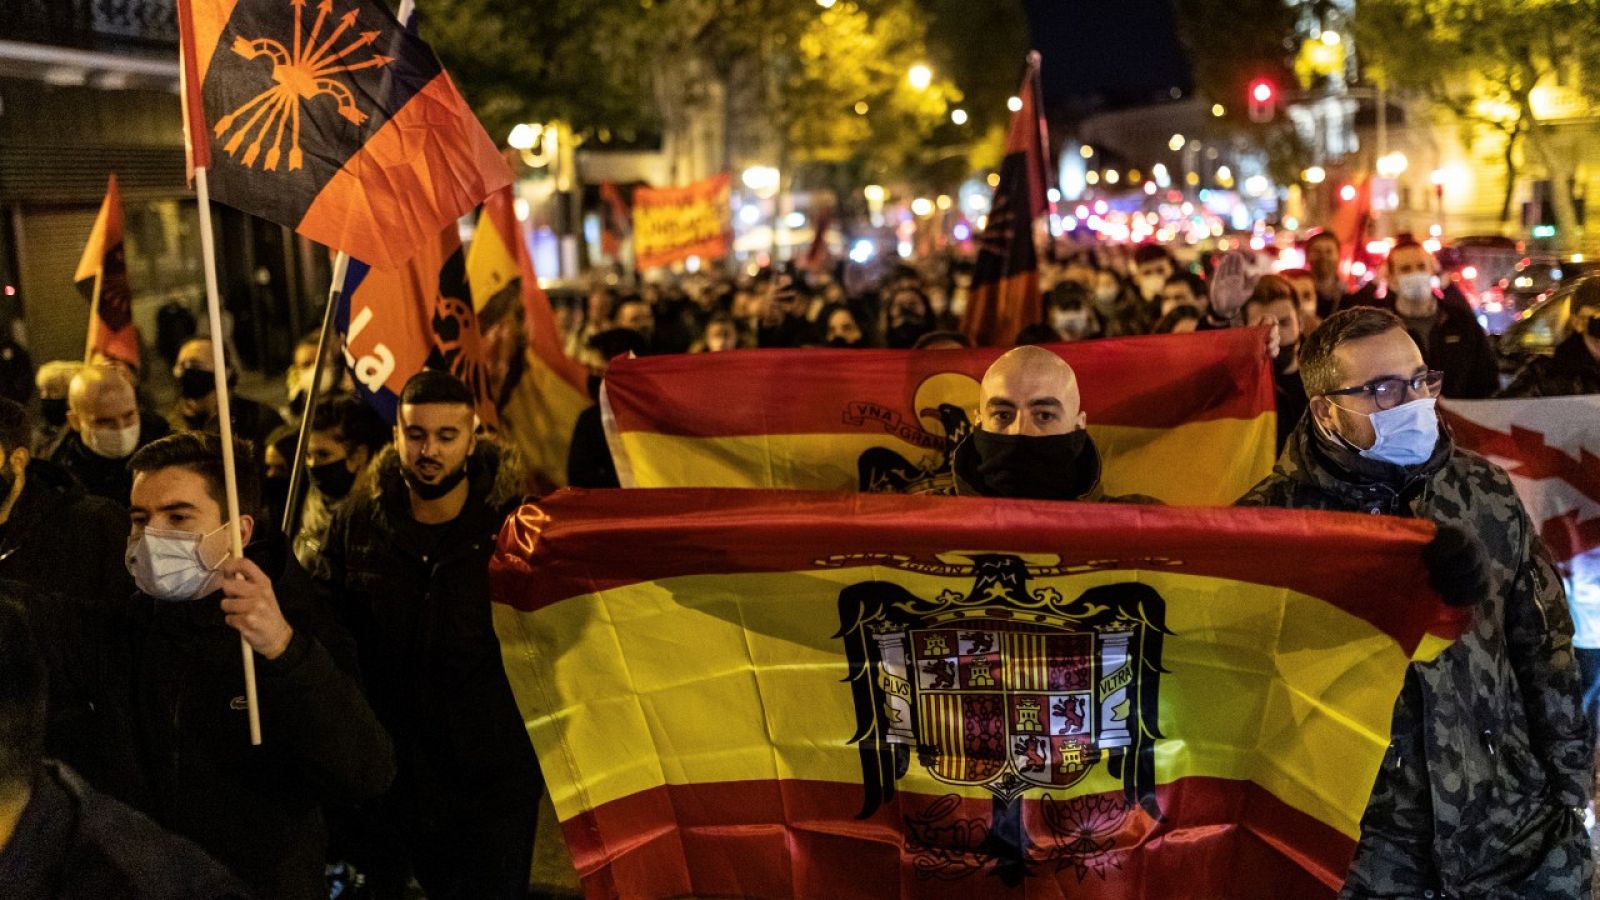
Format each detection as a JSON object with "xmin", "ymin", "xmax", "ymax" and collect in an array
[{"xmin": 1239, "ymin": 420, "xmax": 1593, "ymax": 898}]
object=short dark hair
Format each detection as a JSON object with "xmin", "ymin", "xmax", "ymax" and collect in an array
[
  {"xmin": 608, "ymin": 293, "xmax": 647, "ymax": 322},
  {"xmin": 1574, "ymin": 277, "xmax": 1600, "ymax": 313},
  {"xmin": 1014, "ymin": 323, "xmax": 1062, "ymax": 346},
  {"xmin": 1132, "ymin": 243, "xmax": 1173, "ymax": 266},
  {"xmin": 586, "ymin": 327, "xmax": 648, "ymax": 362},
  {"xmin": 1244, "ymin": 273, "xmax": 1295, "ymax": 312},
  {"xmin": 912, "ymin": 330, "xmax": 972, "ymax": 350},
  {"xmin": 129, "ymin": 431, "xmax": 262, "ymax": 520},
  {"xmin": 311, "ymin": 394, "xmax": 390, "ymax": 455},
  {"xmin": 1299, "ymin": 307, "xmax": 1406, "ymax": 395},
  {"xmin": 0, "ymin": 399, "xmax": 30, "ymax": 456},
  {"xmin": 0, "ymin": 593, "xmax": 46, "ymax": 797},
  {"xmin": 1304, "ymin": 230, "xmax": 1340, "ymax": 251},
  {"xmin": 1153, "ymin": 306, "xmax": 1202, "ymax": 333},
  {"xmin": 1164, "ymin": 271, "xmax": 1206, "ymax": 298},
  {"xmin": 399, "ymin": 369, "xmax": 474, "ymax": 408}
]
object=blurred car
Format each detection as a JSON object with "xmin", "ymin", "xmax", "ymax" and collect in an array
[
  {"xmin": 1475, "ymin": 254, "xmax": 1600, "ymax": 335},
  {"xmin": 1498, "ymin": 275, "xmax": 1584, "ymax": 367}
]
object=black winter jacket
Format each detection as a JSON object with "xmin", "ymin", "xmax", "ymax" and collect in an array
[
  {"xmin": 1500, "ymin": 333, "xmax": 1600, "ymax": 398},
  {"xmin": 0, "ymin": 459, "xmax": 137, "ymax": 795},
  {"xmin": 88, "ymin": 529, "xmax": 395, "ymax": 899},
  {"xmin": 316, "ymin": 443, "xmax": 540, "ymax": 813},
  {"xmin": 0, "ymin": 762, "xmax": 250, "ymax": 900}
]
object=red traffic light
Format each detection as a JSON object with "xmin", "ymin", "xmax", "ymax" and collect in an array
[{"xmin": 1247, "ymin": 79, "xmax": 1277, "ymax": 122}]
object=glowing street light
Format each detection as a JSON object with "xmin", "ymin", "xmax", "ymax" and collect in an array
[
  {"xmin": 1302, "ymin": 165, "xmax": 1327, "ymax": 184},
  {"xmin": 853, "ymin": 100, "xmax": 869, "ymax": 115},
  {"xmin": 1007, "ymin": 95, "xmax": 1023, "ymax": 112},
  {"xmin": 741, "ymin": 166, "xmax": 780, "ymax": 197},
  {"xmin": 911, "ymin": 198, "xmax": 934, "ymax": 217},
  {"xmin": 1079, "ymin": 144, "xmax": 1094, "ymax": 159},
  {"xmin": 507, "ymin": 123, "xmax": 541, "ymax": 150},
  {"xmin": 1211, "ymin": 103, "xmax": 1225, "ymax": 117},
  {"xmin": 908, "ymin": 64, "xmax": 933, "ymax": 91},
  {"xmin": 863, "ymin": 184, "xmax": 887, "ymax": 205},
  {"xmin": 1376, "ymin": 151, "xmax": 1409, "ymax": 178},
  {"xmin": 1168, "ymin": 133, "xmax": 1186, "ymax": 152},
  {"xmin": 950, "ymin": 108, "xmax": 968, "ymax": 125}
]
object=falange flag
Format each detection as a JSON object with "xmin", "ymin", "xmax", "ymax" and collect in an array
[{"xmin": 176, "ymin": 0, "xmax": 511, "ymax": 266}]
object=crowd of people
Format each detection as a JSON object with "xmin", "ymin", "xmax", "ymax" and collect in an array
[{"xmin": 1, "ymin": 225, "xmax": 1599, "ymax": 899}]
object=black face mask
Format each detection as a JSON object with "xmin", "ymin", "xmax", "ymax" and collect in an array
[
  {"xmin": 309, "ymin": 457, "xmax": 358, "ymax": 500},
  {"xmin": 827, "ymin": 336, "xmax": 862, "ymax": 349},
  {"xmin": 403, "ymin": 459, "xmax": 471, "ymax": 501},
  {"xmin": 1274, "ymin": 343, "xmax": 1298, "ymax": 374},
  {"xmin": 177, "ymin": 367, "xmax": 216, "ymax": 400},
  {"xmin": 39, "ymin": 398, "xmax": 68, "ymax": 427},
  {"xmin": 885, "ymin": 321, "xmax": 932, "ymax": 350},
  {"xmin": 971, "ymin": 429, "xmax": 1091, "ymax": 500}
]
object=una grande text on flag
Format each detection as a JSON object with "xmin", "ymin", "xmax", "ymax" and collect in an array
[
  {"xmin": 601, "ymin": 327, "xmax": 1276, "ymax": 505},
  {"xmin": 489, "ymin": 489, "xmax": 1470, "ymax": 900},
  {"xmin": 176, "ymin": 0, "xmax": 510, "ymax": 267}
]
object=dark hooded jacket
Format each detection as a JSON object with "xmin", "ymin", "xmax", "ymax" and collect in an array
[
  {"xmin": 0, "ymin": 762, "xmax": 250, "ymax": 900},
  {"xmin": 315, "ymin": 442, "xmax": 540, "ymax": 813},
  {"xmin": 0, "ymin": 458, "xmax": 136, "ymax": 795},
  {"xmin": 1238, "ymin": 418, "xmax": 1592, "ymax": 898},
  {"xmin": 87, "ymin": 528, "xmax": 395, "ymax": 899},
  {"xmin": 1499, "ymin": 332, "xmax": 1600, "ymax": 399},
  {"xmin": 950, "ymin": 430, "xmax": 1155, "ymax": 503}
]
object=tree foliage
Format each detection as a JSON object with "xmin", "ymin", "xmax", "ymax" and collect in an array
[{"xmin": 1355, "ymin": 0, "xmax": 1600, "ymax": 236}]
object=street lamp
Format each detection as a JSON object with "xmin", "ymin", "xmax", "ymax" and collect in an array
[
  {"xmin": 950, "ymin": 108, "xmax": 968, "ymax": 125},
  {"xmin": 908, "ymin": 64, "xmax": 932, "ymax": 91},
  {"xmin": 1079, "ymin": 145, "xmax": 1094, "ymax": 159},
  {"xmin": 742, "ymin": 166, "xmax": 781, "ymax": 197},
  {"xmin": 1168, "ymin": 133, "xmax": 1186, "ymax": 152},
  {"xmin": 1302, "ymin": 166, "xmax": 1327, "ymax": 184},
  {"xmin": 1007, "ymin": 96, "xmax": 1023, "ymax": 112},
  {"xmin": 1376, "ymin": 151, "xmax": 1408, "ymax": 178}
]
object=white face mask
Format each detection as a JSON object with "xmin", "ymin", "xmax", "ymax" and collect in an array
[
  {"xmin": 1331, "ymin": 397, "xmax": 1440, "ymax": 467},
  {"xmin": 1139, "ymin": 275, "xmax": 1167, "ymax": 301},
  {"xmin": 126, "ymin": 524, "xmax": 230, "ymax": 602},
  {"xmin": 86, "ymin": 422, "xmax": 140, "ymax": 459},
  {"xmin": 1395, "ymin": 271, "xmax": 1434, "ymax": 305},
  {"xmin": 1051, "ymin": 310, "xmax": 1092, "ymax": 338}
]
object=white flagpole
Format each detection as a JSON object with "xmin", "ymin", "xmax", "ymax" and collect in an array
[{"xmin": 194, "ymin": 165, "xmax": 262, "ymax": 745}]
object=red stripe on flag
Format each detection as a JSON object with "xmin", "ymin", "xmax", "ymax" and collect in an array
[
  {"xmin": 559, "ymin": 776, "xmax": 1353, "ymax": 899},
  {"xmin": 490, "ymin": 489, "xmax": 1465, "ymax": 656},
  {"xmin": 176, "ymin": 0, "xmax": 213, "ymax": 171},
  {"xmin": 603, "ymin": 328, "xmax": 1275, "ymax": 436}
]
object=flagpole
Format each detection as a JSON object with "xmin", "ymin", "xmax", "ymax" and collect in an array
[
  {"xmin": 280, "ymin": 251, "xmax": 348, "ymax": 538},
  {"xmin": 194, "ymin": 165, "xmax": 262, "ymax": 746},
  {"xmin": 84, "ymin": 268, "xmax": 104, "ymax": 363}
]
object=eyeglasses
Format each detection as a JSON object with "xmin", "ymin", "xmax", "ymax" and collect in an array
[{"xmin": 1322, "ymin": 370, "xmax": 1443, "ymax": 410}]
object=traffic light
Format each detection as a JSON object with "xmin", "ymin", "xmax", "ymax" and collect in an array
[{"xmin": 1248, "ymin": 79, "xmax": 1276, "ymax": 123}]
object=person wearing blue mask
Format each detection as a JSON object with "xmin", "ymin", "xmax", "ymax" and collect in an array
[
  {"xmin": 110, "ymin": 432, "xmax": 395, "ymax": 898},
  {"xmin": 1238, "ymin": 307, "xmax": 1592, "ymax": 898}
]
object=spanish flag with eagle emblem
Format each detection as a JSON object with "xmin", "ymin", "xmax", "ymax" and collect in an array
[
  {"xmin": 489, "ymin": 489, "xmax": 1471, "ymax": 899},
  {"xmin": 176, "ymin": 0, "xmax": 510, "ymax": 267},
  {"xmin": 601, "ymin": 327, "xmax": 1276, "ymax": 506}
]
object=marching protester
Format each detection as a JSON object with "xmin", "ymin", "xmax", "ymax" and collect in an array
[
  {"xmin": 568, "ymin": 327, "xmax": 648, "ymax": 489},
  {"xmin": 314, "ymin": 371, "xmax": 541, "ymax": 900},
  {"xmin": 1239, "ymin": 307, "xmax": 1591, "ymax": 896},
  {"xmin": 169, "ymin": 337, "xmax": 286, "ymax": 450},
  {"xmin": 949, "ymin": 345, "xmax": 1148, "ymax": 503},
  {"xmin": 1304, "ymin": 230, "xmax": 1352, "ymax": 318},
  {"xmin": 0, "ymin": 399, "xmax": 132, "ymax": 790},
  {"xmin": 0, "ymin": 595, "xmax": 250, "ymax": 899},
  {"xmin": 1242, "ymin": 274, "xmax": 1309, "ymax": 452},
  {"xmin": 1502, "ymin": 277, "xmax": 1600, "ymax": 398},
  {"xmin": 32, "ymin": 360, "xmax": 80, "ymax": 454},
  {"xmin": 47, "ymin": 364, "xmax": 169, "ymax": 506},
  {"xmin": 292, "ymin": 394, "xmax": 391, "ymax": 575}
]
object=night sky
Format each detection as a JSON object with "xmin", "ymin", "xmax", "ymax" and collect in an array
[{"xmin": 1023, "ymin": 0, "xmax": 1192, "ymax": 112}]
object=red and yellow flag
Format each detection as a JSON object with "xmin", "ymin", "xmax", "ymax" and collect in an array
[
  {"xmin": 176, "ymin": 0, "xmax": 511, "ymax": 267},
  {"xmin": 469, "ymin": 187, "xmax": 590, "ymax": 489},
  {"xmin": 962, "ymin": 54, "xmax": 1051, "ymax": 347},
  {"xmin": 490, "ymin": 489, "xmax": 1471, "ymax": 899},
  {"xmin": 601, "ymin": 327, "xmax": 1276, "ymax": 505},
  {"xmin": 335, "ymin": 224, "xmax": 498, "ymax": 426},
  {"xmin": 74, "ymin": 175, "xmax": 140, "ymax": 366},
  {"xmin": 632, "ymin": 173, "xmax": 732, "ymax": 271}
]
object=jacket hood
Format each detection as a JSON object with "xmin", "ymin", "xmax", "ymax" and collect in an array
[
  {"xmin": 1276, "ymin": 410, "xmax": 1454, "ymax": 503},
  {"xmin": 951, "ymin": 429, "xmax": 1105, "ymax": 501}
]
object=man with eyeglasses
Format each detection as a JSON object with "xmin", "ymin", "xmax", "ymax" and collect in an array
[{"xmin": 1238, "ymin": 307, "xmax": 1591, "ymax": 898}]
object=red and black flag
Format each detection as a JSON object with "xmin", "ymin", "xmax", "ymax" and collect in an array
[
  {"xmin": 599, "ymin": 181, "xmax": 631, "ymax": 260},
  {"xmin": 176, "ymin": 0, "xmax": 511, "ymax": 267},
  {"xmin": 74, "ymin": 175, "xmax": 140, "ymax": 366},
  {"xmin": 962, "ymin": 52, "xmax": 1052, "ymax": 347}
]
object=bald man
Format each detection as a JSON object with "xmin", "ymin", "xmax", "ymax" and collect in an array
[
  {"xmin": 47, "ymin": 365, "xmax": 169, "ymax": 504},
  {"xmin": 950, "ymin": 346, "xmax": 1150, "ymax": 502}
]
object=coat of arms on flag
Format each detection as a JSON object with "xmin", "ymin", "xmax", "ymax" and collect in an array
[{"xmin": 838, "ymin": 553, "xmax": 1167, "ymax": 826}]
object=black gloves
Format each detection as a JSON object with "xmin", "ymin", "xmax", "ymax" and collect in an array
[{"xmin": 1421, "ymin": 523, "xmax": 1491, "ymax": 608}]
